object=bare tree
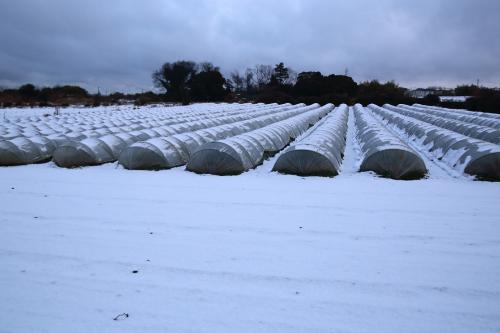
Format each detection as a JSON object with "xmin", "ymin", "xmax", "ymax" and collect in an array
[
  {"xmin": 254, "ymin": 64, "xmax": 273, "ymax": 88},
  {"xmin": 230, "ymin": 71, "xmax": 244, "ymax": 92},
  {"xmin": 284, "ymin": 68, "xmax": 298, "ymax": 86},
  {"xmin": 244, "ymin": 68, "xmax": 255, "ymax": 92}
]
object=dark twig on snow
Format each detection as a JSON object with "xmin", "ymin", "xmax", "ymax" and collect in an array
[{"xmin": 113, "ymin": 313, "xmax": 129, "ymax": 321}]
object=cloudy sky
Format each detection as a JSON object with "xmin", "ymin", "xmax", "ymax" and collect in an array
[{"xmin": 1, "ymin": 0, "xmax": 499, "ymax": 93}]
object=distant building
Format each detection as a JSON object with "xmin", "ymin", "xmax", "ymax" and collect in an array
[
  {"xmin": 408, "ymin": 89, "xmax": 432, "ymax": 98},
  {"xmin": 407, "ymin": 87, "xmax": 454, "ymax": 99},
  {"xmin": 439, "ymin": 96, "xmax": 470, "ymax": 102}
]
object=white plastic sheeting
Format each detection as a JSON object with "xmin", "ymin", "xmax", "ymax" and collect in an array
[
  {"xmin": 0, "ymin": 103, "xmax": 262, "ymax": 166},
  {"xmin": 406, "ymin": 104, "xmax": 500, "ymax": 130},
  {"xmin": 0, "ymin": 103, "xmax": 261, "ymax": 140},
  {"xmin": 354, "ymin": 104, "xmax": 427, "ymax": 180},
  {"xmin": 272, "ymin": 104, "xmax": 349, "ymax": 176},
  {"xmin": 52, "ymin": 104, "xmax": 300, "ymax": 168},
  {"xmin": 186, "ymin": 104, "xmax": 333, "ymax": 175},
  {"xmin": 383, "ymin": 104, "xmax": 500, "ymax": 145},
  {"xmin": 0, "ymin": 136, "xmax": 57, "ymax": 166},
  {"xmin": 413, "ymin": 103, "xmax": 500, "ymax": 122},
  {"xmin": 119, "ymin": 104, "xmax": 313, "ymax": 170},
  {"xmin": 369, "ymin": 104, "xmax": 500, "ymax": 181}
]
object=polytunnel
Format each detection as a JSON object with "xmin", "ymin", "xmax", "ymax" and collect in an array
[
  {"xmin": 402, "ymin": 104, "xmax": 500, "ymax": 130},
  {"xmin": 0, "ymin": 136, "xmax": 56, "ymax": 166},
  {"xmin": 368, "ymin": 104, "xmax": 500, "ymax": 181},
  {"xmin": 354, "ymin": 104, "xmax": 427, "ymax": 180},
  {"xmin": 52, "ymin": 103, "xmax": 301, "ymax": 168},
  {"xmin": 413, "ymin": 103, "xmax": 500, "ymax": 122},
  {"xmin": 1, "ymin": 103, "xmax": 261, "ymax": 166},
  {"xmin": 272, "ymin": 104, "xmax": 349, "ymax": 176},
  {"xmin": 186, "ymin": 104, "xmax": 333, "ymax": 175},
  {"xmin": 118, "ymin": 104, "xmax": 310, "ymax": 170},
  {"xmin": 0, "ymin": 117, "xmax": 165, "ymax": 166},
  {"xmin": 3, "ymin": 103, "xmax": 260, "ymax": 141},
  {"xmin": 383, "ymin": 104, "xmax": 500, "ymax": 145},
  {"xmin": 1, "ymin": 107, "xmax": 169, "ymax": 140}
]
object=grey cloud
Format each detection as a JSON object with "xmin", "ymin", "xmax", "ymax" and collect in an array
[{"xmin": 0, "ymin": 0, "xmax": 499, "ymax": 92}]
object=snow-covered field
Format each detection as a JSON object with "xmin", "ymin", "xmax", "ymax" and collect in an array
[{"xmin": 1, "ymin": 104, "xmax": 499, "ymax": 332}]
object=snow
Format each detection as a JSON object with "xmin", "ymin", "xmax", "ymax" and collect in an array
[
  {"xmin": 1, "ymin": 155, "xmax": 500, "ymax": 333},
  {"xmin": 1, "ymin": 103, "xmax": 500, "ymax": 332}
]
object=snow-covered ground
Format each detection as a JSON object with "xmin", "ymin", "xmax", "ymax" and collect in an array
[{"xmin": 1, "ymin": 106, "xmax": 499, "ymax": 332}]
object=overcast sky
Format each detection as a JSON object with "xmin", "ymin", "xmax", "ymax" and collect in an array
[{"xmin": 1, "ymin": 0, "xmax": 499, "ymax": 93}]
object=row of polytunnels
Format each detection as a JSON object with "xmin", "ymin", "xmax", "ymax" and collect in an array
[{"xmin": 1, "ymin": 102, "xmax": 499, "ymax": 180}]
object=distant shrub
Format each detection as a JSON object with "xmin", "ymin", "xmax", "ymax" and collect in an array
[{"xmin": 421, "ymin": 94, "xmax": 440, "ymax": 105}]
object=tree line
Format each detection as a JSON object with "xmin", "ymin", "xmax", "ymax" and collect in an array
[
  {"xmin": 0, "ymin": 84, "xmax": 164, "ymax": 108},
  {"xmin": 150, "ymin": 60, "xmax": 500, "ymax": 113},
  {"xmin": 151, "ymin": 60, "xmax": 414, "ymax": 106},
  {"xmin": 1, "ymin": 60, "xmax": 499, "ymax": 114}
]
